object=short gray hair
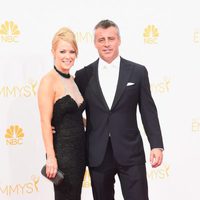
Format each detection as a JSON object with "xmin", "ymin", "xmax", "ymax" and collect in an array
[{"xmin": 94, "ymin": 19, "xmax": 120, "ymax": 37}]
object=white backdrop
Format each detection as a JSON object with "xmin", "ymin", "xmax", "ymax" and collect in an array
[{"xmin": 0, "ymin": 0, "xmax": 200, "ymax": 199}]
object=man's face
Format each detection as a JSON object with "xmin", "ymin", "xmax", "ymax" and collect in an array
[{"xmin": 94, "ymin": 27, "xmax": 121, "ymax": 63}]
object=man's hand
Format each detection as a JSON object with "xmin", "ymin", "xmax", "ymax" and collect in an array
[{"xmin": 150, "ymin": 148, "xmax": 163, "ymax": 168}]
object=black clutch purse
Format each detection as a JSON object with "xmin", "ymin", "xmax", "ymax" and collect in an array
[{"xmin": 41, "ymin": 165, "xmax": 64, "ymax": 185}]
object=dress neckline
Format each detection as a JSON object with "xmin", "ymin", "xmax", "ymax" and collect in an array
[{"xmin": 54, "ymin": 94, "xmax": 84, "ymax": 109}]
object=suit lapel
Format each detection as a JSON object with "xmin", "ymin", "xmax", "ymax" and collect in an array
[
  {"xmin": 111, "ymin": 58, "xmax": 133, "ymax": 110},
  {"xmin": 89, "ymin": 60, "xmax": 110, "ymax": 110}
]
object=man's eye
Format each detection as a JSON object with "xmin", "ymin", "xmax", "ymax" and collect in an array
[{"xmin": 60, "ymin": 50, "xmax": 65, "ymax": 53}]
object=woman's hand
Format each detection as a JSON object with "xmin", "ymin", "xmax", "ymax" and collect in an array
[{"xmin": 46, "ymin": 156, "xmax": 58, "ymax": 178}]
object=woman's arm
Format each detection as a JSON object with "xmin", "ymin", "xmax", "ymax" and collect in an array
[{"xmin": 38, "ymin": 75, "xmax": 57, "ymax": 178}]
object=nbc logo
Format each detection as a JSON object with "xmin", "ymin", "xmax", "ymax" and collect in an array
[
  {"xmin": 0, "ymin": 20, "xmax": 20, "ymax": 42},
  {"xmin": 143, "ymin": 25, "xmax": 159, "ymax": 44},
  {"xmin": 5, "ymin": 125, "xmax": 24, "ymax": 145}
]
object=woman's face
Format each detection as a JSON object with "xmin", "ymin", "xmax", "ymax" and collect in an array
[{"xmin": 52, "ymin": 40, "xmax": 76, "ymax": 73}]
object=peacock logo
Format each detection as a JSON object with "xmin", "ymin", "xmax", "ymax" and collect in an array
[
  {"xmin": 5, "ymin": 125, "xmax": 24, "ymax": 145},
  {"xmin": 0, "ymin": 21, "xmax": 20, "ymax": 42},
  {"xmin": 143, "ymin": 25, "xmax": 159, "ymax": 44}
]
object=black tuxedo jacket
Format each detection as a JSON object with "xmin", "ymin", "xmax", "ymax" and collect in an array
[{"xmin": 75, "ymin": 57, "xmax": 163, "ymax": 167}]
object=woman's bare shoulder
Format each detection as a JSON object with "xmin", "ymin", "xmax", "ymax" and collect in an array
[{"xmin": 40, "ymin": 70, "xmax": 57, "ymax": 85}]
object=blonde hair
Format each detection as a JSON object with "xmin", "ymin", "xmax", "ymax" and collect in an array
[{"xmin": 52, "ymin": 27, "xmax": 78, "ymax": 56}]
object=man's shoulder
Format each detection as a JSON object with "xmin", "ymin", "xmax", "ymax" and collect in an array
[
  {"xmin": 76, "ymin": 59, "xmax": 98, "ymax": 74},
  {"xmin": 85, "ymin": 59, "xmax": 99, "ymax": 68},
  {"xmin": 75, "ymin": 59, "xmax": 98, "ymax": 86},
  {"xmin": 121, "ymin": 57, "xmax": 146, "ymax": 72}
]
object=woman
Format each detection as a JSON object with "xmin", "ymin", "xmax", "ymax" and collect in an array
[{"xmin": 38, "ymin": 27, "xmax": 86, "ymax": 200}]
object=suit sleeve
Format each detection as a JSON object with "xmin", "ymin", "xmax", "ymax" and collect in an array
[
  {"xmin": 74, "ymin": 69, "xmax": 86, "ymax": 97},
  {"xmin": 138, "ymin": 67, "xmax": 164, "ymax": 149},
  {"xmin": 75, "ymin": 67, "xmax": 93, "ymax": 97}
]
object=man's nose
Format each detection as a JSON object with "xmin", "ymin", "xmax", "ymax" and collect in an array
[{"xmin": 104, "ymin": 39, "xmax": 110, "ymax": 47}]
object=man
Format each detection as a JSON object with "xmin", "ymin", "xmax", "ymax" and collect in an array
[{"xmin": 75, "ymin": 19, "xmax": 164, "ymax": 200}]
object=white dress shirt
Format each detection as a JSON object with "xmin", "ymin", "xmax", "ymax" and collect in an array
[
  {"xmin": 98, "ymin": 56, "xmax": 120, "ymax": 109},
  {"xmin": 98, "ymin": 56, "xmax": 163, "ymax": 151}
]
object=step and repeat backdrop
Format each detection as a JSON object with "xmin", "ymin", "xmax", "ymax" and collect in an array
[{"xmin": 0, "ymin": 0, "xmax": 200, "ymax": 200}]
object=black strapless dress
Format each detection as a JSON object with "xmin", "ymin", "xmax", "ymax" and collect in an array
[{"xmin": 51, "ymin": 95, "xmax": 86, "ymax": 200}]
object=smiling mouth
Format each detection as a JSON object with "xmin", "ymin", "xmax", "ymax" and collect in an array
[{"xmin": 62, "ymin": 60, "xmax": 71, "ymax": 64}]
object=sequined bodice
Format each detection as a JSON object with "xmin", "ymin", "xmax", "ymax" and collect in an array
[
  {"xmin": 51, "ymin": 95, "xmax": 85, "ymax": 137},
  {"xmin": 51, "ymin": 94, "xmax": 86, "ymax": 200}
]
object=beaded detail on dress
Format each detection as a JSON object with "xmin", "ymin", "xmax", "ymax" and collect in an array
[{"xmin": 51, "ymin": 95, "xmax": 86, "ymax": 200}]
